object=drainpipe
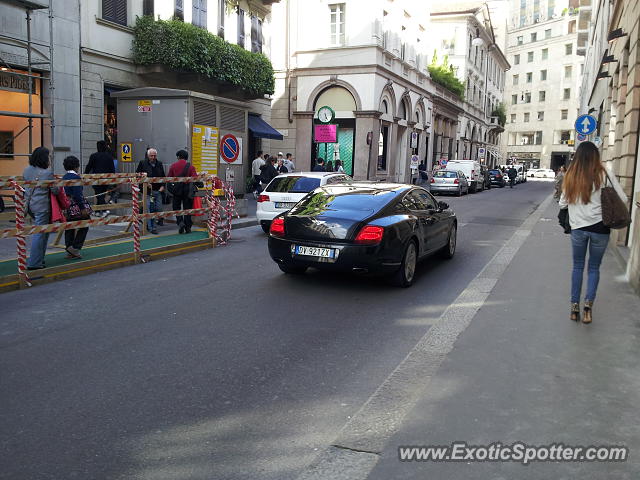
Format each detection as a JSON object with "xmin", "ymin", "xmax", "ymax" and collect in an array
[
  {"xmin": 48, "ymin": 0, "xmax": 55, "ymax": 170},
  {"xmin": 286, "ymin": 0, "xmax": 293, "ymax": 124}
]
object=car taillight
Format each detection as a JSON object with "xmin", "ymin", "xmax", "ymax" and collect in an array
[
  {"xmin": 354, "ymin": 225, "xmax": 384, "ymax": 245},
  {"xmin": 430, "ymin": 177, "xmax": 435, "ymax": 183},
  {"xmin": 257, "ymin": 194, "xmax": 270, "ymax": 203},
  {"xmin": 270, "ymin": 218, "xmax": 285, "ymax": 237},
  {"xmin": 454, "ymin": 178, "xmax": 459, "ymax": 184}
]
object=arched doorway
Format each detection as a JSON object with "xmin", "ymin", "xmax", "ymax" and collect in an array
[{"xmin": 312, "ymin": 86, "xmax": 357, "ymax": 174}]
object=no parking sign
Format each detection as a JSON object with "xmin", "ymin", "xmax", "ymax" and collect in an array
[{"xmin": 220, "ymin": 134, "xmax": 243, "ymax": 164}]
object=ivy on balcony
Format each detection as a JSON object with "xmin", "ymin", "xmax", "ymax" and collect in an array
[
  {"xmin": 132, "ymin": 16, "xmax": 275, "ymax": 97},
  {"xmin": 428, "ymin": 51, "xmax": 465, "ymax": 101},
  {"xmin": 491, "ymin": 103, "xmax": 506, "ymax": 126}
]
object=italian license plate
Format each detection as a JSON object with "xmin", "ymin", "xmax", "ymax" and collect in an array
[
  {"xmin": 275, "ymin": 202, "xmax": 297, "ymax": 208},
  {"xmin": 294, "ymin": 245, "xmax": 335, "ymax": 258}
]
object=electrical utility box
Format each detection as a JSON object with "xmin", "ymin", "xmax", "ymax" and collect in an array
[{"xmin": 112, "ymin": 87, "xmax": 248, "ymax": 192}]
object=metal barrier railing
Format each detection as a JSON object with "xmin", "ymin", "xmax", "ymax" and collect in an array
[{"xmin": 0, "ymin": 173, "xmax": 235, "ymax": 287}]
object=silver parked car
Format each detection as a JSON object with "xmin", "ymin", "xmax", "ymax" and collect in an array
[{"xmin": 430, "ymin": 170, "xmax": 469, "ymax": 196}]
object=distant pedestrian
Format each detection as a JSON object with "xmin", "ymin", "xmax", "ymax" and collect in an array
[
  {"xmin": 276, "ymin": 157, "xmax": 288, "ymax": 174},
  {"xmin": 260, "ymin": 156, "xmax": 279, "ymax": 186},
  {"xmin": 251, "ymin": 150, "xmax": 265, "ymax": 196},
  {"xmin": 554, "ymin": 165, "xmax": 566, "ymax": 200},
  {"xmin": 335, "ymin": 159, "xmax": 345, "ymax": 173},
  {"xmin": 284, "ymin": 153, "xmax": 295, "ymax": 172},
  {"xmin": 62, "ymin": 155, "xmax": 89, "ymax": 259},
  {"xmin": 168, "ymin": 149, "xmax": 198, "ymax": 234},
  {"xmin": 85, "ymin": 140, "xmax": 115, "ymax": 216},
  {"xmin": 507, "ymin": 166, "xmax": 517, "ymax": 188},
  {"xmin": 558, "ymin": 142, "xmax": 609, "ymax": 324},
  {"xmin": 23, "ymin": 146, "xmax": 59, "ymax": 270},
  {"xmin": 135, "ymin": 148, "xmax": 166, "ymax": 234},
  {"xmin": 326, "ymin": 160, "xmax": 334, "ymax": 172},
  {"xmin": 313, "ymin": 158, "xmax": 326, "ymax": 172}
]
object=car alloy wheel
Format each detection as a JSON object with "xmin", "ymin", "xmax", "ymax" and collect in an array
[
  {"xmin": 392, "ymin": 240, "xmax": 417, "ymax": 287},
  {"xmin": 441, "ymin": 223, "xmax": 457, "ymax": 259}
]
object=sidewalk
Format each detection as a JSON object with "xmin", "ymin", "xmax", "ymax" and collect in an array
[{"xmin": 366, "ymin": 198, "xmax": 640, "ymax": 478}]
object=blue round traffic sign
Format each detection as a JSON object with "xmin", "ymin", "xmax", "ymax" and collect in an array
[
  {"xmin": 220, "ymin": 134, "xmax": 240, "ymax": 163},
  {"xmin": 575, "ymin": 114, "xmax": 597, "ymax": 135}
]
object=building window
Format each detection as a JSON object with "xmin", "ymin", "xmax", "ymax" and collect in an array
[
  {"xmin": 511, "ymin": 114, "xmax": 516, "ymax": 123},
  {"xmin": 539, "ymin": 91, "xmax": 546, "ymax": 102},
  {"xmin": 564, "ymin": 65, "xmax": 572, "ymax": 78},
  {"xmin": 568, "ymin": 20, "xmax": 576, "ymax": 34},
  {"xmin": 512, "ymin": 94, "xmax": 518, "ymax": 105},
  {"xmin": 524, "ymin": 112, "xmax": 530, "ymax": 122},
  {"xmin": 0, "ymin": 131, "xmax": 14, "ymax": 160},
  {"xmin": 528, "ymin": 51, "xmax": 534, "ymax": 62},
  {"xmin": 560, "ymin": 130, "xmax": 571, "ymax": 144},
  {"xmin": 378, "ymin": 125, "xmax": 389, "ymax": 171},
  {"xmin": 217, "ymin": 0, "xmax": 224, "ymax": 38},
  {"xmin": 522, "ymin": 133, "xmax": 534, "ymax": 145},
  {"xmin": 563, "ymin": 88, "xmax": 571, "ymax": 100},
  {"xmin": 561, "ymin": 109, "xmax": 568, "ymax": 120},
  {"xmin": 530, "ymin": 32, "xmax": 537, "ymax": 42},
  {"xmin": 401, "ymin": 26, "xmax": 406, "ymax": 60},
  {"xmin": 545, "ymin": 28, "xmax": 551, "ymax": 39},
  {"xmin": 517, "ymin": 35, "xmax": 523, "ymax": 45},
  {"xmin": 237, "ymin": 7, "xmax": 245, "ymax": 46},
  {"xmin": 514, "ymin": 54, "xmax": 520, "ymax": 65},
  {"xmin": 526, "ymin": 72, "xmax": 532, "ymax": 83},
  {"xmin": 102, "ymin": 0, "xmax": 127, "ymax": 26},
  {"xmin": 192, "ymin": 0, "xmax": 207, "ymax": 29},
  {"xmin": 540, "ymin": 69, "xmax": 547, "ymax": 81},
  {"xmin": 174, "ymin": 0, "xmax": 184, "ymax": 21},
  {"xmin": 535, "ymin": 131, "xmax": 543, "ymax": 145},
  {"xmin": 143, "ymin": 0, "xmax": 153, "ymax": 16},
  {"xmin": 537, "ymin": 111, "xmax": 544, "ymax": 121},
  {"xmin": 524, "ymin": 92, "xmax": 531, "ymax": 103},
  {"xmin": 513, "ymin": 74, "xmax": 519, "ymax": 85},
  {"xmin": 542, "ymin": 48, "xmax": 548, "ymax": 60},
  {"xmin": 565, "ymin": 43, "xmax": 572, "ymax": 55},
  {"xmin": 329, "ymin": 3, "xmax": 346, "ymax": 46},
  {"xmin": 250, "ymin": 15, "xmax": 262, "ymax": 53}
]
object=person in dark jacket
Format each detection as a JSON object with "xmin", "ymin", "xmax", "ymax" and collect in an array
[
  {"xmin": 135, "ymin": 148, "xmax": 166, "ymax": 234},
  {"xmin": 507, "ymin": 166, "xmax": 517, "ymax": 188},
  {"xmin": 313, "ymin": 157, "xmax": 326, "ymax": 172},
  {"xmin": 85, "ymin": 140, "xmax": 115, "ymax": 214},
  {"xmin": 260, "ymin": 156, "xmax": 279, "ymax": 186},
  {"xmin": 23, "ymin": 146, "xmax": 59, "ymax": 270},
  {"xmin": 168, "ymin": 149, "xmax": 198, "ymax": 234},
  {"xmin": 62, "ymin": 156, "xmax": 89, "ymax": 259},
  {"xmin": 276, "ymin": 157, "xmax": 288, "ymax": 174}
]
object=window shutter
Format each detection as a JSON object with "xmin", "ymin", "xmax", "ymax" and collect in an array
[
  {"xmin": 251, "ymin": 15, "xmax": 262, "ymax": 53},
  {"xmin": 237, "ymin": 8, "xmax": 245, "ymax": 47},
  {"xmin": 175, "ymin": 0, "xmax": 184, "ymax": 21},
  {"xmin": 103, "ymin": 0, "xmax": 127, "ymax": 26},
  {"xmin": 143, "ymin": 0, "xmax": 154, "ymax": 17},
  {"xmin": 200, "ymin": 0, "xmax": 207, "ymax": 29},
  {"xmin": 192, "ymin": 0, "xmax": 200, "ymax": 26},
  {"xmin": 217, "ymin": 0, "xmax": 225, "ymax": 38}
]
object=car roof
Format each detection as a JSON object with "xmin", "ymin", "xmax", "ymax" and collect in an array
[
  {"xmin": 320, "ymin": 182, "xmax": 412, "ymax": 194},
  {"xmin": 273, "ymin": 171, "xmax": 346, "ymax": 178}
]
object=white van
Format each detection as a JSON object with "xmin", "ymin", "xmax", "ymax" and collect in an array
[
  {"xmin": 444, "ymin": 160, "xmax": 483, "ymax": 192},
  {"xmin": 500, "ymin": 164, "xmax": 527, "ymax": 184}
]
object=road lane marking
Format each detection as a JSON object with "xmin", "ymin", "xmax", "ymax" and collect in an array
[{"xmin": 296, "ymin": 194, "xmax": 555, "ymax": 480}]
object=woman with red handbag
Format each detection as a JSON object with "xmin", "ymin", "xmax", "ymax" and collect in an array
[{"xmin": 62, "ymin": 156, "xmax": 90, "ymax": 259}]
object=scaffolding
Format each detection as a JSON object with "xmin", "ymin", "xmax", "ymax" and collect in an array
[{"xmin": 0, "ymin": 0, "xmax": 54, "ymax": 174}]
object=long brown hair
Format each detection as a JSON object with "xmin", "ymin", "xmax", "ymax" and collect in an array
[{"xmin": 562, "ymin": 141, "xmax": 605, "ymax": 204}]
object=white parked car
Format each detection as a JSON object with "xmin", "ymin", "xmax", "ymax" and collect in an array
[
  {"xmin": 534, "ymin": 168, "xmax": 556, "ymax": 178},
  {"xmin": 527, "ymin": 168, "xmax": 540, "ymax": 177},
  {"xmin": 256, "ymin": 172, "xmax": 352, "ymax": 233}
]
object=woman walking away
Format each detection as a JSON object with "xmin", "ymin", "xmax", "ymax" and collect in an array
[
  {"xmin": 23, "ymin": 147, "xmax": 59, "ymax": 270},
  {"xmin": 559, "ymin": 142, "xmax": 609, "ymax": 324},
  {"xmin": 62, "ymin": 156, "xmax": 89, "ymax": 259},
  {"xmin": 554, "ymin": 165, "xmax": 566, "ymax": 200}
]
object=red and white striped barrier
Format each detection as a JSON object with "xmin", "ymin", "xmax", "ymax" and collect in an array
[
  {"xmin": 11, "ymin": 181, "xmax": 30, "ymax": 287},
  {"xmin": 131, "ymin": 182, "xmax": 141, "ymax": 258}
]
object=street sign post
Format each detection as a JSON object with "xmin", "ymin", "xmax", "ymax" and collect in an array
[
  {"xmin": 219, "ymin": 134, "xmax": 242, "ymax": 164},
  {"xmin": 574, "ymin": 114, "xmax": 597, "ymax": 135},
  {"xmin": 594, "ymin": 136, "xmax": 602, "ymax": 146},
  {"xmin": 478, "ymin": 147, "xmax": 486, "ymax": 159}
]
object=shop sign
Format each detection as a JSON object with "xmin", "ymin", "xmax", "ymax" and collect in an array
[
  {"xmin": 0, "ymin": 71, "xmax": 36, "ymax": 94},
  {"xmin": 314, "ymin": 124, "xmax": 337, "ymax": 143}
]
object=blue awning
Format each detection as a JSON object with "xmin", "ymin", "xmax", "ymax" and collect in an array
[{"xmin": 248, "ymin": 114, "xmax": 283, "ymax": 140}]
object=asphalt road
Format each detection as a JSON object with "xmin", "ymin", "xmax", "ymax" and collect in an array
[{"xmin": 0, "ymin": 179, "xmax": 552, "ymax": 480}]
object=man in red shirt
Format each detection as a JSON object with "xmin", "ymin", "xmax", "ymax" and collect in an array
[{"xmin": 168, "ymin": 149, "xmax": 198, "ymax": 234}]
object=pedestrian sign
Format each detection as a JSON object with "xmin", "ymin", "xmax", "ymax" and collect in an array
[
  {"xmin": 575, "ymin": 114, "xmax": 597, "ymax": 135},
  {"xmin": 120, "ymin": 143, "xmax": 132, "ymax": 162}
]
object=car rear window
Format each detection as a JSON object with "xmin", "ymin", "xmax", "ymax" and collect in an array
[
  {"xmin": 435, "ymin": 171, "xmax": 457, "ymax": 178},
  {"xmin": 266, "ymin": 176, "xmax": 321, "ymax": 193},
  {"xmin": 489, "ymin": 170, "xmax": 501, "ymax": 174},
  {"xmin": 290, "ymin": 189, "xmax": 396, "ymax": 216}
]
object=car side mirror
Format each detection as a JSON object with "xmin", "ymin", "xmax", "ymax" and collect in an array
[{"xmin": 438, "ymin": 201, "xmax": 449, "ymax": 211}]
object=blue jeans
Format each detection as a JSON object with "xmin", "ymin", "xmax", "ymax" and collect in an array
[
  {"xmin": 28, "ymin": 211, "xmax": 50, "ymax": 268},
  {"xmin": 570, "ymin": 229, "xmax": 609, "ymax": 303},
  {"xmin": 147, "ymin": 190, "xmax": 162, "ymax": 230}
]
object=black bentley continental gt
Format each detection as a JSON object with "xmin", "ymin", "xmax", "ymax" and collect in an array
[{"xmin": 267, "ymin": 183, "xmax": 457, "ymax": 287}]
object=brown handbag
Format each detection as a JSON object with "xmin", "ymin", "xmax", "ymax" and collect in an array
[{"xmin": 601, "ymin": 173, "xmax": 631, "ymax": 229}]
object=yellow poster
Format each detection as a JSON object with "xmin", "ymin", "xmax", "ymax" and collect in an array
[{"xmin": 191, "ymin": 124, "xmax": 219, "ymax": 175}]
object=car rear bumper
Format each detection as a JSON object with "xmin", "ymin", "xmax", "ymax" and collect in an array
[
  {"xmin": 430, "ymin": 184, "xmax": 461, "ymax": 192},
  {"xmin": 268, "ymin": 236, "xmax": 402, "ymax": 275}
]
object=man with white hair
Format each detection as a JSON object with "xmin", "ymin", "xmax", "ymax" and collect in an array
[{"xmin": 136, "ymin": 148, "xmax": 166, "ymax": 234}]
